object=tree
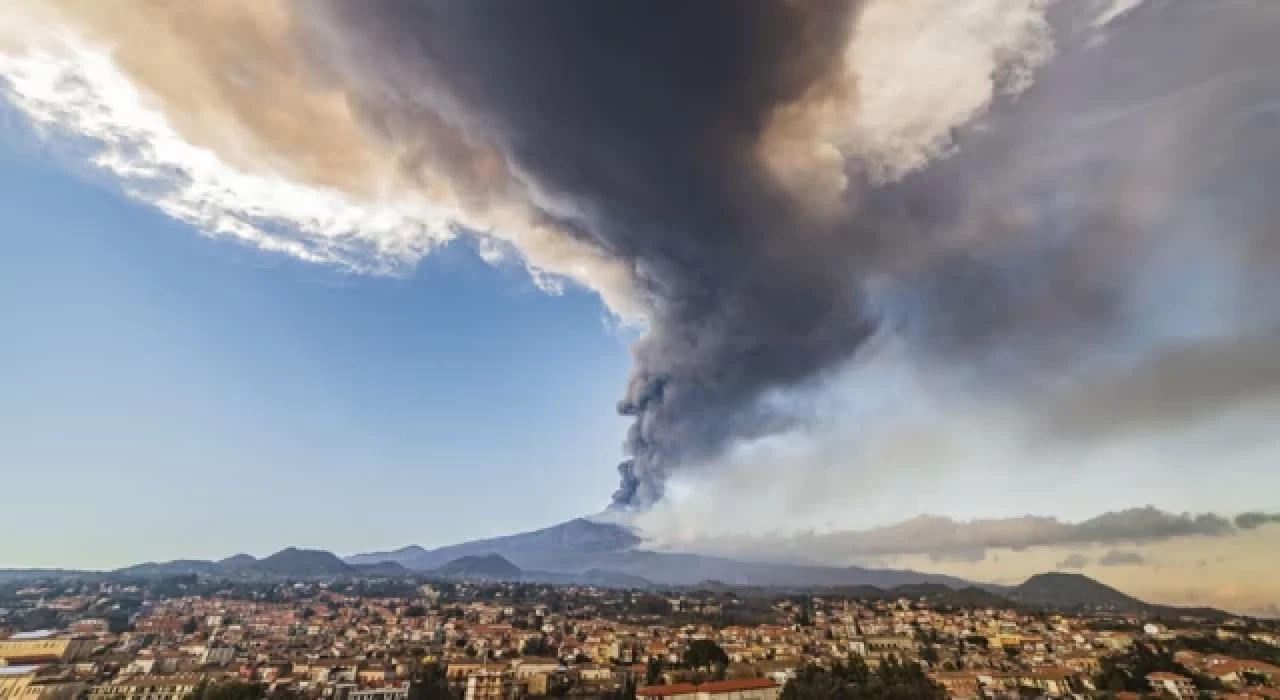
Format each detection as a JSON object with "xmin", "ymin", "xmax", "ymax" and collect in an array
[
  {"xmin": 781, "ymin": 655, "xmax": 945, "ymax": 700},
  {"xmin": 522, "ymin": 635, "xmax": 553, "ymax": 657},
  {"xmin": 794, "ymin": 597, "xmax": 815, "ymax": 627},
  {"xmin": 407, "ymin": 662, "xmax": 456, "ymax": 700},
  {"xmin": 683, "ymin": 640, "xmax": 729, "ymax": 671},
  {"xmin": 182, "ymin": 618, "xmax": 199, "ymax": 635},
  {"xmin": 187, "ymin": 680, "xmax": 266, "ymax": 700},
  {"xmin": 646, "ymin": 659, "xmax": 664, "ymax": 686},
  {"xmin": 106, "ymin": 613, "xmax": 133, "ymax": 635},
  {"xmin": 601, "ymin": 678, "xmax": 637, "ymax": 700},
  {"xmin": 267, "ymin": 688, "xmax": 307, "ymax": 700},
  {"xmin": 547, "ymin": 673, "xmax": 573, "ymax": 698},
  {"xmin": 1092, "ymin": 641, "xmax": 1221, "ymax": 694}
]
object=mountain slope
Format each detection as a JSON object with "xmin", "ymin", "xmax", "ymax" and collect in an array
[
  {"xmin": 218, "ymin": 554, "xmax": 257, "ymax": 570},
  {"xmin": 1008, "ymin": 572, "xmax": 1229, "ymax": 620},
  {"xmin": 350, "ymin": 560, "xmax": 410, "ymax": 576},
  {"xmin": 344, "ymin": 545, "xmax": 428, "ymax": 567},
  {"xmin": 1008, "ymin": 572, "xmax": 1144, "ymax": 609},
  {"xmin": 347, "ymin": 518, "xmax": 641, "ymax": 570},
  {"xmin": 346, "ymin": 517, "xmax": 973, "ymax": 589},
  {"xmin": 116, "ymin": 559, "xmax": 225, "ymax": 577},
  {"xmin": 104, "ymin": 548, "xmax": 353, "ymax": 578},
  {"xmin": 254, "ymin": 548, "xmax": 352, "ymax": 576},
  {"xmin": 435, "ymin": 554, "xmax": 522, "ymax": 580}
]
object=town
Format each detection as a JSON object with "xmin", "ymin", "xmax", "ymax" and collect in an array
[{"xmin": 2, "ymin": 574, "xmax": 1279, "ymax": 700}]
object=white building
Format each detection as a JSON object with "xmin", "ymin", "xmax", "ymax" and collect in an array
[
  {"xmin": 1146, "ymin": 672, "xmax": 1196, "ymax": 699},
  {"xmin": 202, "ymin": 647, "xmax": 236, "ymax": 666},
  {"xmin": 349, "ymin": 683, "xmax": 409, "ymax": 700},
  {"xmin": 464, "ymin": 670, "xmax": 515, "ymax": 700}
]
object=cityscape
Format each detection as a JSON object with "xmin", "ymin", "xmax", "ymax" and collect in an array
[{"xmin": 3, "ymin": 559, "xmax": 1280, "ymax": 700}]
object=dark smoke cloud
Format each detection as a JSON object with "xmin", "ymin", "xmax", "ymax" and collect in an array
[
  {"xmin": 674, "ymin": 507, "xmax": 1238, "ymax": 562},
  {"xmin": 1038, "ymin": 337, "xmax": 1280, "ymax": 443},
  {"xmin": 1235, "ymin": 512, "xmax": 1280, "ymax": 531},
  {"xmin": 1098, "ymin": 550, "xmax": 1146, "ymax": 566},
  {"xmin": 301, "ymin": 0, "xmax": 872, "ymax": 505},
  {"xmin": 1057, "ymin": 554, "xmax": 1090, "ymax": 570},
  {"xmin": 293, "ymin": 0, "xmax": 1280, "ymax": 506}
]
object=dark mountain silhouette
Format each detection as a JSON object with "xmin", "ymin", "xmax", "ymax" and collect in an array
[
  {"xmin": 0, "ymin": 521, "xmax": 1234, "ymax": 621},
  {"xmin": 346, "ymin": 517, "xmax": 972, "ymax": 589},
  {"xmin": 346, "ymin": 518, "xmax": 641, "ymax": 570},
  {"xmin": 217, "ymin": 554, "xmax": 257, "ymax": 569},
  {"xmin": 345, "ymin": 544, "xmax": 428, "ymax": 565},
  {"xmin": 1007, "ymin": 572, "xmax": 1229, "ymax": 620},
  {"xmin": 434, "ymin": 554, "xmax": 522, "ymax": 580},
  {"xmin": 0, "ymin": 569, "xmax": 94, "ymax": 582},
  {"xmin": 253, "ymin": 547, "xmax": 352, "ymax": 576},
  {"xmin": 104, "ymin": 548, "xmax": 352, "ymax": 578},
  {"xmin": 1008, "ymin": 572, "xmax": 1143, "ymax": 609},
  {"xmin": 116, "ymin": 559, "xmax": 225, "ymax": 577},
  {"xmin": 350, "ymin": 560, "xmax": 410, "ymax": 575}
]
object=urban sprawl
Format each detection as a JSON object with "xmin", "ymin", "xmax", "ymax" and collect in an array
[{"xmin": 3, "ymin": 577, "xmax": 1279, "ymax": 700}]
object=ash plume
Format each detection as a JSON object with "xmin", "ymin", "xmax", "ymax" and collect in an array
[
  {"xmin": 1235, "ymin": 512, "xmax": 1280, "ymax": 531},
  {"xmin": 300, "ymin": 0, "xmax": 876, "ymax": 505},
  {"xmin": 7, "ymin": 0, "xmax": 1280, "ymax": 512},
  {"xmin": 297, "ymin": 0, "xmax": 1280, "ymax": 507}
]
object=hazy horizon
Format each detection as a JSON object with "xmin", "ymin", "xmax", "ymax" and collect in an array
[{"xmin": 3, "ymin": 0, "xmax": 1278, "ymax": 618}]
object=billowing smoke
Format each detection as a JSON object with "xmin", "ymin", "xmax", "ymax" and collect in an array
[
  {"xmin": 6, "ymin": 0, "xmax": 1280, "ymax": 512},
  {"xmin": 296, "ymin": 0, "xmax": 1280, "ymax": 507},
  {"xmin": 297, "ymin": 0, "xmax": 882, "ymax": 506}
]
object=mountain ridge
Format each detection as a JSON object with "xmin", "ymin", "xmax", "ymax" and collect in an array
[
  {"xmin": 346, "ymin": 517, "xmax": 973, "ymax": 589},
  {"xmin": 111, "ymin": 548, "xmax": 354, "ymax": 579},
  {"xmin": 0, "ymin": 518, "xmax": 1233, "ymax": 620}
]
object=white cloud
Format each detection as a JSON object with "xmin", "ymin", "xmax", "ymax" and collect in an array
[
  {"xmin": 1093, "ymin": 0, "xmax": 1148, "ymax": 27},
  {"xmin": 0, "ymin": 11, "xmax": 457, "ymax": 273},
  {"xmin": 844, "ymin": 0, "xmax": 1056, "ymax": 182},
  {"xmin": 0, "ymin": 2, "xmax": 646, "ymax": 321}
]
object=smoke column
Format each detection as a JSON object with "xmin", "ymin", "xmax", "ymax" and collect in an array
[
  {"xmin": 301, "ymin": 0, "xmax": 884, "ymax": 506},
  {"xmin": 298, "ymin": 0, "xmax": 1280, "ymax": 508},
  {"xmin": 7, "ymin": 0, "xmax": 1280, "ymax": 509}
]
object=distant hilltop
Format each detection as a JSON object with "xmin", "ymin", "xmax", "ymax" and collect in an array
[{"xmin": 0, "ymin": 516, "xmax": 1234, "ymax": 620}]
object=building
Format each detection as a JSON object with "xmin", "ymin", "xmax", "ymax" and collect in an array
[
  {"xmin": 930, "ymin": 671, "xmax": 981, "ymax": 699},
  {"xmin": 510, "ymin": 658, "xmax": 562, "ymax": 696},
  {"xmin": 637, "ymin": 678, "xmax": 780, "ymax": 700},
  {"xmin": 0, "ymin": 666, "xmax": 41, "ymax": 700},
  {"xmin": 349, "ymin": 683, "xmax": 409, "ymax": 700},
  {"xmin": 1015, "ymin": 670, "xmax": 1077, "ymax": 698},
  {"xmin": 1146, "ymin": 671, "xmax": 1197, "ymax": 699},
  {"xmin": 0, "ymin": 637, "xmax": 95, "ymax": 665},
  {"xmin": 89, "ymin": 674, "xmax": 207, "ymax": 700},
  {"xmin": 0, "ymin": 666, "xmax": 88, "ymax": 700},
  {"xmin": 446, "ymin": 663, "xmax": 488, "ymax": 683},
  {"xmin": 202, "ymin": 647, "xmax": 235, "ymax": 666},
  {"xmin": 857, "ymin": 636, "xmax": 918, "ymax": 663},
  {"xmin": 463, "ymin": 670, "xmax": 515, "ymax": 700}
]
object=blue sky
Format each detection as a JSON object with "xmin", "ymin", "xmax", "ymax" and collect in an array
[{"xmin": 0, "ymin": 143, "xmax": 631, "ymax": 569}]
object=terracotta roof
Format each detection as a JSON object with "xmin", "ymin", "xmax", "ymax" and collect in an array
[
  {"xmin": 699, "ymin": 679, "xmax": 778, "ymax": 692},
  {"xmin": 637, "ymin": 678, "xmax": 778, "ymax": 697},
  {"xmin": 637, "ymin": 683, "xmax": 698, "ymax": 696}
]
